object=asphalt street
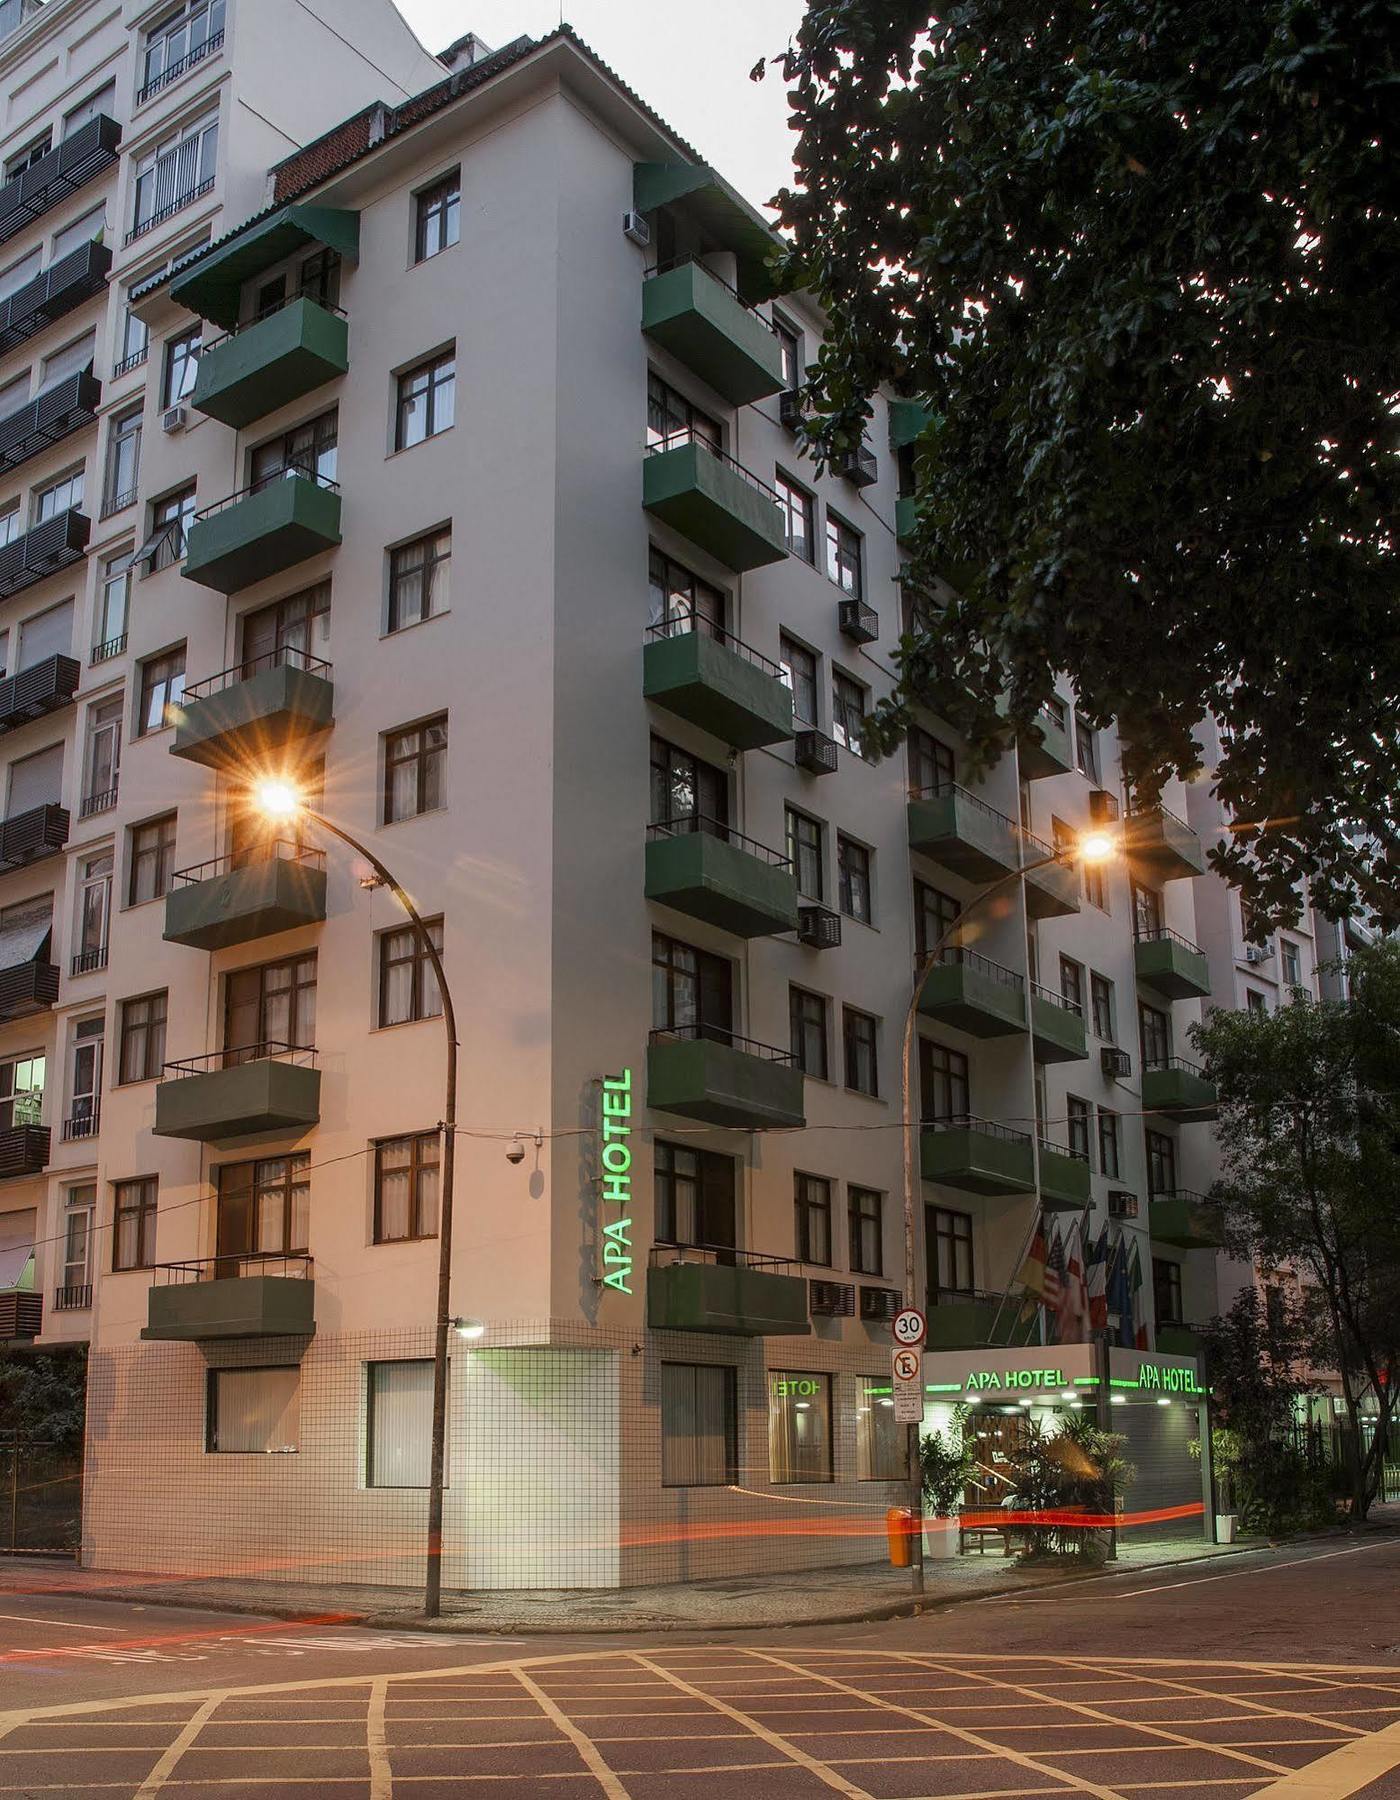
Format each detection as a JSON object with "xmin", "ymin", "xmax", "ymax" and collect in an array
[{"xmin": 0, "ymin": 1534, "xmax": 1397, "ymax": 1797}]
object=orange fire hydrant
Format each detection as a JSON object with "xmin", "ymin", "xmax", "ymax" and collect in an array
[{"xmin": 886, "ymin": 1506, "xmax": 915, "ymax": 1567}]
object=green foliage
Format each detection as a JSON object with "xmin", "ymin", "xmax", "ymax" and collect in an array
[
  {"xmin": 919, "ymin": 1405, "xmax": 979, "ymax": 1515},
  {"xmin": 767, "ymin": 0, "xmax": 1400, "ymax": 923},
  {"xmin": 1193, "ymin": 941, "xmax": 1400, "ymax": 1517},
  {"xmin": 1007, "ymin": 1413, "xmax": 1135, "ymax": 1564},
  {"xmin": 0, "ymin": 1344, "xmax": 87, "ymax": 1450}
]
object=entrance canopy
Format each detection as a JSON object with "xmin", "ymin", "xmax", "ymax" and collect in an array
[{"xmin": 921, "ymin": 1342, "xmax": 1205, "ymax": 1408}]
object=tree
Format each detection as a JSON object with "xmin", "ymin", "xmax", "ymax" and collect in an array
[
  {"xmin": 764, "ymin": 0, "xmax": 1400, "ymax": 924},
  {"xmin": 1193, "ymin": 941, "xmax": 1400, "ymax": 1517},
  {"xmin": 0, "ymin": 1344, "xmax": 87, "ymax": 1450}
]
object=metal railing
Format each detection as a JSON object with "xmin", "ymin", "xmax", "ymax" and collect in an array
[
  {"xmin": 173, "ymin": 839, "xmax": 325, "ymax": 887},
  {"xmin": 1029, "ymin": 978, "xmax": 1083, "ymax": 1017},
  {"xmin": 650, "ymin": 1241, "xmax": 800, "ymax": 1274},
  {"xmin": 1126, "ymin": 796, "xmax": 1191, "ymax": 831},
  {"xmin": 184, "ymin": 642, "xmax": 332, "ymax": 702},
  {"xmin": 644, "ymin": 254, "xmax": 778, "ymax": 331},
  {"xmin": 201, "ymin": 290, "xmax": 345, "ymax": 352},
  {"xmin": 61, "ymin": 1109, "xmax": 99, "ymax": 1142},
  {"xmin": 1134, "ymin": 924, "xmax": 1205, "ymax": 956},
  {"xmin": 922, "ymin": 1111, "xmax": 1032, "ymax": 1144},
  {"xmin": 645, "ymin": 426, "xmax": 782, "ymax": 504},
  {"xmin": 100, "ymin": 486, "xmax": 137, "ymax": 519},
  {"xmin": 150, "ymin": 1250, "xmax": 312, "ymax": 1285},
  {"xmin": 70, "ymin": 945, "xmax": 106, "ymax": 976},
  {"xmin": 645, "ymin": 619, "xmax": 784, "ymax": 682},
  {"xmin": 162, "ymin": 1041, "xmax": 318, "ymax": 1079},
  {"xmin": 79, "ymin": 785, "xmax": 118, "ymax": 818},
  {"xmin": 648, "ymin": 1021, "xmax": 796, "ymax": 1065},
  {"xmin": 1143, "ymin": 1054, "xmax": 1208, "ymax": 1078},
  {"xmin": 1039, "ymin": 1135, "xmax": 1090, "ymax": 1164},
  {"xmin": 648, "ymin": 813, "xmax": 793, "ymax": 870},
  {"xmin": 126, "ymin": 174, "xmax": 215, "ymax": 245},
  {"xmin": 193, "ymin": 467, "xmax": 339, "ymax": 522},
  {"xmin": 136, "ymin": 28, "xmax": 225, "ymax": 105},
  {"xmin": 111, "ymin": 349, "xmax": 148, "ymax": 378},
  {"xmin": 52, "ymin": 1283, "xmax": 91, "ymax": 1311},
  {"xmin": 908, "ymin": 776, "xmax": 1019, "ymax": 837},
  {"xmin": 935, "ymin": 944, "xmax": 1025, "ymax": 993},
  {"xmin": 90, "ymin": 633, "xmax": 126, "ymax": 664},
  {"xmin": 1148, "ymin": 1187, "xmax": 1211, "ymax": 1206}
]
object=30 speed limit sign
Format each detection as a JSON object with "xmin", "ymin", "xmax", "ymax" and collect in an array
[{"xmin": 892, "ymin": 1307, "xmax": 926, "ymax": 1346}]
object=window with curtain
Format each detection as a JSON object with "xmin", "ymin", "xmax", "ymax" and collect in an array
[
  {"xmin": 366, "ymin": 1359, "xmax": 436, "ymax": 1487},
  {"xmin": 653, "ymin": 1142, "xmax": 735, "ymax": 1251},
  {"xmin": 127, "ymin": 815, "xmax": 177, "ymax": 905},
  {"xmin": 648, "ymin": 547, "xmax": 724, "ymax": 639},
  {"xmin": 785, "ymin": 807, "xmax": 824, "ymax": 901},
  {"xmin": 395, "ymin": 351, "xmax": 455, "ymax": 450},
  {"xmin": 388, "ymin": 529, "xmax": 451, "ymax": 632},
  {"xmin": 779, "ymin": 635, "xmax": 817, "ymax": 724},
  {"xmin": 794, "ymin": 1173, "xmax": 832, "ymax": 1266},
  {"xmin": 414, "ymin": 172, "xmax": 460, "ymax": 262},
  {"xmin": 857, "ymin": 1375, "xmax": 903, "ymax": 1479},
  {"xmin": 373, "ymin": 1132, "xmax": 440, "ymax": 1242},
  {"xmin": 112, "ymin": 1176, "xmax": 156, "ymax": 1270},
  {"xmin": 650, "ymin": 736, "xmax": 727, "ymax": 833},
  {"xmin": 117, "ymin": 992, "xmax": 165, "ymax": 1083},
  {"xmin": 207, "ymin": 1366, "xmax": 299, "ymax": 1454},
  {"xmin": 383, "ymin": 716, "xmax": 447, "ymax": 823},
  {"xmin": 377, "ymin": 918, "xmax": 443, "ymax": 1026},
  {"xmin": 848, "ymin": 1188, "xmax": 883, "ymax": 1275},
  {"xmin": 661, "ymin": 1362, "xmax": 736, "ymax": 1486},
  {"xmin": 788, "ymin": 986, "xmax": 829, "ymax": 1080},
  {"xmin": 215, "ymin": 1155, "xmax": 309, "ymax": 1263},
  {"xmin": 769, "ymin": 1371, "xmax": 833, "ymax": 1483}
]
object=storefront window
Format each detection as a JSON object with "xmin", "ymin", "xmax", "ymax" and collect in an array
[
  {"xmin": 856, "ymin": 1377, "xmax": 902, "ymax": 1480},
  {"xmin": 768, "ymin": 1371, "xmax": 833, "ymax": 1483}
]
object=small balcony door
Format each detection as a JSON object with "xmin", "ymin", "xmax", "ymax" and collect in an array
[
  {"xmin": 69, "ymin": 1019, "xmax": 103, "ymax": 1133},
  {"xmin": 76, "ymin": 853, "xmax": 112, "ymax": 961}
]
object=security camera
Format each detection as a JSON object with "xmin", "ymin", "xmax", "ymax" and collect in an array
[{"xmin": 505, "ymin": 1141, "xmax": 526, "ymax": 1165}]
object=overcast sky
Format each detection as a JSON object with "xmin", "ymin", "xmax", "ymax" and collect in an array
[{"xmin": 393, "ymin": 0, "xmax": 805, "ymax": 213}]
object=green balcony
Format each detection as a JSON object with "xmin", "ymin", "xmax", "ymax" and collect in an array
[
  {"xmin": 642, "ymin": 262, "xmax": 785, "ymax": 405},
  {"xmin": 143, "ymin": 1260, "xmax": 315, "ymax": 1341},
  {"xmin": 154, "ymin": 1051, "xmax": 321, "ymax": 1142},
  {"xmin": 642, "ymin": 629, "xmax": 793, "ymax": 750},
  {"xmin": 924, "ymin": 1290, "xmax": 1039, "ymax": 1350},
  {"xmin": 1039, "ymin": 1142, "xmax": 1091, "ymax": 1211},
  {"xmin": 646, "ymin": 825, "xmax": 797, "ymax": 938},
  {"xmin": 1156, "ymin": 1322, "xmax": 1205, "ymax": 1359},
  {"xmin": 1126, "ymin": 804, "xmax": 1205, "ymax": 882},
  {"xmin": 643, "ymin": 439, "xmax": 786, "ymax": 572},
  {"xmin": 1142, "ymin": 1059, "xmax": 1218, "ymax": 1123},
  {"xmin": 171, "ymin": 656, "xmax": 334, "ymax": 770},
  {"xmin": 906, "ymin": 784, "xmax": 1020, "ymax": 882},
  {"xmin": 647, "ymin": 1254, "xmax": 810, "ymax": 1336},
  {"xmin": 647, "ymin": 1032, "xmax": 804, "ymax": 1130},
  {"xmin": 1023, "ymin": 854, "xmax": 1080, "ymax": 920},
  {"xmin": 1149, "ymin": 1192, "xmax": 1225, "ymax": 1249},
  {"xmin": 921, "ymin": 1117, "xmax": 1036, "ymax": 1195},
  {"xmin": 889, "ymin": 398, "xmax": 933, "ymax": 449},
  {"xmin": 895, "ymin": 495, "xmax": 917, "ymax": 546},
  {"xmin": 190, "ymin": 298, "xmax": 349, "ymax": 429},
  {"xmin": 164, "ymin": 849, "xmax": 327, "ymax": 952},
  {"xmin": 183, "ymin": 474, "xmax": 342, "ymax": 595},
  {"xmin": 1018, "ymin": 705, "xmax": 1073, "ymax": 779},
  {"xmin": 917, "ymin": 951, "xmax": 1026, "ymax": 1037},
  {"xmin": 1030, "ymin": 989, "xmax": 1088, "ymax": 1064},
  {"xmin": 1134, "ymin": 929, "xmax": 1211, "ymax": 1000}
]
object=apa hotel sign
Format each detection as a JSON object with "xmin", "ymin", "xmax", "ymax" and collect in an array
[{"xmin": 598, "ymin": 1069, "xmax": 634, "ymax": 1294}]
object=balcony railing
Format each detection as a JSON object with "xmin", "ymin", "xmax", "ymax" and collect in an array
[
  {"xmin": 0, "ymin": 507, "xmax": 90, "ymax": 600},
  {"xmin": 61, "ymin": 1108, "xmax": 99, "ymax": 1141},
  {"xmin": 184, "ymin": 642, "xmax": 332, "ymax": 702},
  {"xmin": 649, "ymin": 1021, "xmax": 794, "ymax": 1064},
  {"xmin": 646, "ymin": 427, "xmax": 783, "ymax": 505},
  {"xmin": 0, "ymin": 653, "xmax": 79, "ymax": 736},
  {"xmin": 922, "ymin": 1111, "xmax": 1032, "ymax": 1145},
  {"xmin": 151, "ymin": 1251, "xmax": 313, "ymax": 1286},
  {"xmin": 0, "ymin": 368, "xmax": 101, "ymax": 477},
  {"xmin": 0, "ymin": 240, "xmax": 111, "ymax": 356},
  {"xmin": 194, "ymin": 469, "xmax": 340, "ymax": 526},
  {"xmin": 70, "ymin": 945, "xmax": 107, "ymax": 976},
  {"xmin": 937, "ymin": 945, "xmax": 1025, "ymax": 993},
  {"xmin": 163, "ymin": 1041, "xmax": 318, "ymax": 1079},
  {"xmin": 136, "ymin": 27, "xmax": 225, "ymax": 106},
  {"xmin": 52, "ymin": 1283, "xmax": 91, "ymax": 1311},
  {"xmin": 0, "ymin": 114, "xmax": 121, "ymax": 249},
  {"xmin": 645, "ymin": 618, "xmax": 783, "ymax": 682},
  {"xmin": 125, "ymin": 175, "xmax": 215, "ymax": 245},
  {"xmin": 111, "ymin": 348, "xmax": 148, "ymax": 379},
  {"xmin": 90, "ymin": 633, "xmax": 127, "ymax": 665},
  {"xmin": 647, "ymin": 813, "xmax": 792, "ymax": 870},
  {"xmin": 1039, "ymin": 1136, "xmax": 1089, "ymax": 1164},
  {"xmin": 649, "ymin": 1242, "xmax": 800, "ymax": 1274},
  {"xmin": 1134, "ymin": 924, "xmax": 1205, "ymax": 956},
  {"xmin": 645, "ymin": 256, "xmax": 780, "ymax": 331},
  {"xmin": 1144, "ymin": 1054, "xmax": 1207, "ymax": 1079},
  {"xmin": 172, "ymin": 839, "xmax": 325, "ymax": 887},
  {"xmin": 79, "ymin": 785, "xmax": 118, "ymax": 819},
  {"xmin": 199, "ymin": 290, "xmax": 347, "ymax": 353},
  {"xmin": 1029, "ymin": 978, "xmax": 1083, "ymax": 1018}
]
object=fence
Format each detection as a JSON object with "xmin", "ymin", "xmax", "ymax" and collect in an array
[{"xmin": 0, "ymin": 1439, "xmax": 82, "ymax": 1553}]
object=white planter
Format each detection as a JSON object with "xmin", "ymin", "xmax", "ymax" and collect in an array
[
  {"xmin": 1215, "ymin": 1512, "xmax": 1238, "ymax": 1543},
  {"xmin": 924, "ymin": 1518, "xmax": 958, "ymax": 1558}
]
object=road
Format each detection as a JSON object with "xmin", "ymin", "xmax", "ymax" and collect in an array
[{"xmin": 0, "ymin": 1536, "xmax": 1397, "ymax": 1797}]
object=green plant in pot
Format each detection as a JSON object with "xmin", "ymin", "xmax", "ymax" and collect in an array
[{"xmin": 919, "ymin": 1407, "xmax": 978, "ymax": 1557}]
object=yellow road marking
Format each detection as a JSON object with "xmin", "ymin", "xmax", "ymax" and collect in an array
[
  {"xmin": 1243, "ymin": 1715, "xmax": 1400, "ymax": 1798},
  {"xmin": 132, "ymin": 1696, "xmax": 219, "ymax": 1797},
  {"xmin": 366, "ymin": 1676, "xmax": 390, "ymax": 1800},
  {"xmin": 1066, "ymin": 1655, "xmax": 1368, "ymax": 1741},
  {"xmin": 511, "ymin": 1666, "xmax": 633, "ymax": 1799}
]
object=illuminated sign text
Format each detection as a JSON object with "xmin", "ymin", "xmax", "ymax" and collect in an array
[
  {"xmin": 966, "ymin": 1368, "xmax": 1068, "ymax": 1392},
  {"xmin": 599, "ymin": 1069, "xmax": 633, "ymax": 1294}
]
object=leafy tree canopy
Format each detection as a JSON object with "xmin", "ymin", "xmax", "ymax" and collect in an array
[{"xmin": 766, "ymin": 0, "xmax": 1400, "ymax": 924}]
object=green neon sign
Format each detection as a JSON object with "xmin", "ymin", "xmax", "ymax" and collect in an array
[
  {"xmin": 599, "ymin": 1069, "xmax": 633, "ymax": 1294},
  {"xmin": 772, "ymin": 1377, "xmax": 823, "ymax": 1397},
  {"xmin": 965, "ymin": 1367, "xmax": 1069, "ymax": 1392},
  {"xmin": 1135, "ymin": 1361, "xmax": 1205, "ymax": 1395}
]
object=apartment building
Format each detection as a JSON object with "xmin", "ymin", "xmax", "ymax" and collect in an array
[{"xmin": 0, "ymin": 7, "xmax": 1246, "ymax": 1588}]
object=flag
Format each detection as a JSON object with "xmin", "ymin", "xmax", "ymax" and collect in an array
[
  {"xmin": 1044, "ymin": 1222, "xmax": 1066, "ymax": 1315},
  {"xmin": 1130, "ymin": 1242, "xmax": 1149, "ymax": 1350},
  {"xmin": 1110, "ymin": 1230, "xmax": 1135, "ymax": 1348},
  {"xmin": 1087, "ymin": 1222, "xmax": 1109, "ymax": 1331},
  {"xmin": 1018, "ymin": 1219, "xmax": 1049, "ymax": 1299},
  {"xmin": 1058, "ymin": 1218, "xmax": 1089, "ymax": 1344}
]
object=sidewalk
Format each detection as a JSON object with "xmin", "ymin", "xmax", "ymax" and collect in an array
[{"xmin": 0, "ymin": 1536, "xmax": 1266, "ymax": 1634}]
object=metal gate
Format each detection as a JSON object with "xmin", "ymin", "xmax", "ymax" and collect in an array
[{"xmin": 0, "ymin": 1439, "xmax": 82, "ymax": 1553}]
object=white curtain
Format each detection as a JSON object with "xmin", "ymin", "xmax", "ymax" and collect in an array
[
  {"xmin": 211, "ymin": 1367, "xmax": 299, "ymax": 1454},
  {"xmin": 368, "ymin": 1360, "xmax": 435, "ymax": 1487},
  {"xmin": 661, "ymin": 1362, "xmax": 734, "ymax": 1487}
]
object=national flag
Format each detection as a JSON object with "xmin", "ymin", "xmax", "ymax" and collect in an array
[
  {"xmin": 1018, "ymin": 1218, "xmax": 1049, "ymax": 1299},
  {"xmin": 1087, "ymin": 1222, "xmax": 1109, "ymax": 1331},
  {"xmin": 1130, "ymin": 1241, "xmax": 1149, "ymax": 1350},
  {"xmin": 1056, "ymin": 1219, "xmax": 1088, "ymax": 1344},
  {"xmin": 1110, "ymin": 1229, "xmax": 1135, "ymax": 1348},
  {"xmin": 1044, "ymin": 1221, "xmax": 1066, "ymax": 1313}
]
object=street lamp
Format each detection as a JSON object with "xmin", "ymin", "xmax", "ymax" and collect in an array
[
  {"xmin": 254, "ymin": 777, "xmax": 460, "ymax": 1619},
  {"xmin": 899, "ymin": 824, "xmax": 1117, "ymax": 1598}
]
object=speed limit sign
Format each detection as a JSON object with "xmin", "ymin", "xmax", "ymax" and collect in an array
[{"xmin": 892, "ymin": 1307, "xmax": 926, "ymax": 1346}]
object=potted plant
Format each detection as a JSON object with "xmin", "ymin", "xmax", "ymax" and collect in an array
[{"xmin": 919, "ymin": 1408, "xmax": 978, "ymax": 1558}]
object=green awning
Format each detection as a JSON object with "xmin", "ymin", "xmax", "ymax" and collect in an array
[
  {"xmin": 170, "ymin": 204, "xmax": 360, "ymax": 329},
  {"xmin": 634, "ymin": 162, "xmax": 782, "ymax": 303}
]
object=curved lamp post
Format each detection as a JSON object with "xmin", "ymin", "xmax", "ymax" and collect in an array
[{"xmin": 254, "ymin": 777, "xmax": 459, "ymax": 1619}]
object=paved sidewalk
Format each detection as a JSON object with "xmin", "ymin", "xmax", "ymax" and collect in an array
[{"xmin": 0, "ymin": 1535, "xmax": 1263, "ymax": 1633}]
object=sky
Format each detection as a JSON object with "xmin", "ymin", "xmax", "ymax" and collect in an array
[{"xmin": 393, "ymin": 0, "xmax": 806, "ymax": 214}]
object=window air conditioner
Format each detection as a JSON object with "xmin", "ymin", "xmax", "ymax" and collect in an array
[
  {"xmin": 809, "ymin": 1280, "xmax": 855, "ymax": 1317},
  {"xmin": 1089, "ymin": 788, "xmax": 1120, "ymax": 825},
  {"xmin": 1108, "ymin": 1191, "xmax": 1139, "ymax": 1220},
  {"xmin": 834, "ymin": 442, "xmax": 878, "ymax": 487},
  {"xmin": 859, "ymin": 1286, "xmax": 902, "ymax": 1322},
  {"xmin": 779, "ymin": 388, "xmax": 804, "ymax": 430},
  {"xmin": 838, "ymin": 598, "xmax": 878, "ymax": 644},
  {"xmin": 1245, "ymin": 943, "xmax": 1273, "ymax": 964},
  {"xmin": 1101, "ymin": 1046, "xmax": 1131, "ymax": 1079},
  {"xmin": 622, "ymin": 211, "xmax": 650, "ymax": 247},
  {"xmin": 794, "ymin": 729, "xmax": 838, "ymax": 776},
  {"xmin": 161, "ymin": 405, "xmax": 187, "ymax": 434},
  {"xmin": 797, "ymin": 905, "xmax": 841, "ymax": 950}
]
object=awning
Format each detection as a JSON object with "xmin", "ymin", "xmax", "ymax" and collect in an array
[
  {"xmin": 0, "ymin": 1245, "xmax": 34, "ymax": 1291},
  {"xmin": 634, "ymin": 162, "xmax": 782, "ymax": 303},
  {"xmin": 168, "ymin": 204, "xmax": 360, "ymax": 329},
  {"xmin": 0, "ymin": 913, "xmax": 51, "ymax": 973}
]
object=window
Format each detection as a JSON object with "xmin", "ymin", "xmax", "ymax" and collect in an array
[
  {"xmin": 1097, "ymin": 1107, "xmax": 1121, "ymax": 1179},
  {"xmin": 117, "ymin": 992, "xmax": 166, "ymax": 1082},
  {"xmin": 4, "ymin": 132, "xmax": 50, "ymax": 180},
  {"xmin": 857, "ymin": 1375, "xmax": 903, "ymax": 1481},
  {"xmin": 162, "ymin": 327, "xmax": 201, "ymax": 407},
  {"xmin": 63, "ymin": 80, "xmax": 116, "ymax": 136},
  {"xmin": 774, "ymin": 316, "xmax": 802, "ymax": 392},
  {"xmin": 296, "ymin": 246, "xmax": 341, "ymax": 308},
  {"xmin": 102, "ymin": 407, "xmax": 142, "ymax": 514},
  {"xmin": 39, "ymin": 330, "xmax": 96, "ymax": 394},
  {"xmin": 92, "ymin": 558, "xmax": 129, "ymax": 664},
  {"xmin": 0, "ymin": 1054, "xmax": 43, "ymax": 1130},
  {"xmin": 779, "ymin": 635, "xmax": 817, "ymax": 725},
  {"xmin": 908, "ymin": 727, "xmax": 954, "ymax": 795},
  {"xmin": 130, "ymin": 113, "xmax": 218, "ymax": 238},
  {"xmin": 654, "ymin": 1142, "xmax": 736, "ymax": 1249},
  {"xmin": 215, "ymin": 1154, "xmax": 309, "ymax": 1260},
  {"xmin": 1132, "ymin": 883, "xmax": 1164, "ymax": 939},
  {"xmin": 648, "ymin": 547, "xmax": 724, "ymax": 639},
  {"xmin": 1247, "ymin": 989, "xmax": 1268, "ymax": 1015},
  {"xmin": 661, "ymin": 1362, "xmax": 736, "ymax": 1486},
  {"xmin": 1074, "ymin": 711, "xmax": 1099, "ymax": 781},
  {"xmin": 223, "ymin": 954, "xmax": 317, "ymax": 1059},
  {"xmin": 647, "ymin": 372, "xmax": 720, "ymax": 452},
  {"xmin": 650, "ymin": 735, "xmax": 726, "ymax": 831},
  {"xmin": 112, "ymin": 1177, "xmax": 156, "ymax": 1270},
  {"xmin": 33, "ymin": 469, "xmax": 83, "ymax": 523},
  {"xmin": 921, "ymin": 1039, "xmax": 969, "ymax": 1120},
  {"xmin": 414, "ymin": 171, "xmax": 460, "ymax": 261},
  {"xmin": 388, "ymin": 528, "xmax": 451, "ymax": 632},
  {"xmin": 136, "ymin": 648, "xmax": 185, "ymax": 736},
  {"xmin": 914, "ymin": 882, "xmax": 960, "ymax": 960},
  {"xmin": 774, "ymin": 472, "xmax": 814, "ymax": 562},
  {"xmin": 395, "ymin": 350, "xmax": 455, "ymax": 450},
  {"xmin": 384, "ymin": 715, "xmax": 447, "ymax": 823},
  {"xmin": 1090, "ymin": 972, "xmax": 1114, "ymax": 1041},
  {"xmin": 0, "ymin": 371, "xmax": 27, "ymax": 417},
  {"xmin": 1066, "ymin": 1095, "xmax": 1091, "ymax": 1161},
  {"xmin": 117, "ymin": 296, "xmax": 150, "ymax": 373},
  {"xmin": 1146, "ymin": 1128, "xmax": 1177, "ymax": 1197},
  {"xmin": 373, "ymin": 1132, "xmax": 440, "ymax": 1242},
  {"xmin": 652, "ymin": 932, "xmax": 733, "ymax": 1038},
  {"xmin": 1153, "ymin": 1258, "xmax": 1183, "ymax": 1327},
  {"xmin": 139, "ymin": 484, "xmax": 198, "ymax": 573},
  {"xmin": 141, "ymin": 0, "xmax": 225, "ymax": 99},
  {"xmin": 68, "ymin": 1017, "xmax": 103, "ymax": 1134},
  {"xmin": 240, "ymin": 582, "xmax": 329, "ymax": 671},
  {"xmin": 1139, "ymin": 1001, "xmax": 1171, "ymax": 1068},
  {"xmin": 1281, "ymin": 939, "xmax": 1301, "ymax": 987},
  {"xmin": 251, "ymin": 410, "xmax": 338, "ymax": 490},
  {"xmin": 930, "ymin": 1207, "xmax": 974, "ymax": 1293},
  {"xmin": 831, "ymin": 670, "xmax": 867, "ymax": 757},
  {"xmin": 794, "ymin": 1172, "xmax": 832, "ymax": 1266},
  {"xmin": 207, "ymin": 1367, "xmax": 299, "ymax": 1457},
  {"xmin": 769, "ymin": 1371, "xmax": 833, "ymax": 1483},
  {"xmin": 127, "ymin": 814, "xmax": 177, "ymax": 905},
  {"xmin": 843, "ymin": 1007, "xmax": 879, "ymax": 1097},
  {"xmin": 789, "ymin": 987, "xmax": 829, "ymax": 1080},
  {"xmin": 785, "ymin": 807, "xmax": 824, "ymax": 900},
  {"xmin": 849, "ymin": 1188, "xmax": 883, "ymax": 1276},
  {"xmin": 51, "ymin": 203, "xmax": 105, "ymax": 262},
  {"xmin": 377, "ymin": 918, "xmax": 443, "ymax": 1026},
  {"xmin": 1059, "ymin": 956, "xmax": 1084, "ymax": 1016},
  {"xmin": 1085, "ymin": 857, "xmax": 1108, "ymax": 912},
  {"xmin": 837, "ymin": 835, "xmax": 872, "ymax": 923},
  {"xmin": 366, "ymin": 1360, "xmax": 433, "ymax": 1487},
  {"xmin": 75, "ymin": 851, "xmax": 112, "ymax": 964},
  {"xmin": 0, "ymin": 246, "xmax": 41, "ymax": 306},
  {"xmin": 826, "ymin": 514, "xmax": 863, "ymax": 598},
  {"xmin": 61, "ymin": 1186, "xmax": 95, "ymax": 1295}
]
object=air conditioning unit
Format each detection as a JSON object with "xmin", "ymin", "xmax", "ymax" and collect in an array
[
  {"xmin": 794, "ymin": 729, "xmax": 838, "ymax": 776},
  {"xmin": 1101, "ymin": 1046, "xmax": 1131, "ymax": 1079},
  {"xmin": 859, "ymin": 1286, "xmax": 902, "ymax": 1323},
  {"xmin": 1089, "ymin": 788, "xmax": 1120, "ymax": 825},
  {"xmin": 797, "ymin": 905, "xmax": 841, "ymax": 950},
  {"xmin": 779, "ymin": 388, "xmax": 805, "ymax": 430},
  {"xmin": 1245, "ymin": 943, "xmax": 1273, "ymax": 964},
  {"xmin": 809, "ymin": 1280, "xmax": 855, "ymax": 1317},
  {"xmin": 1108, "ymin": 1191, "xmax": 1139, "ymax": 1220},
  {"xmin": 622, "ymin": 210, "xmax": 650, "ymax": 247},
  {"xmin": 834, "ymin": 442, "xmax": 878, "ymax": 487},
  {"xmin": 838, "ymin": 599, "xmax": 878, "ymax": 644},
  {"xmin": 161, "ymin": 405, "xmax": 187, "ymax": 434}
]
